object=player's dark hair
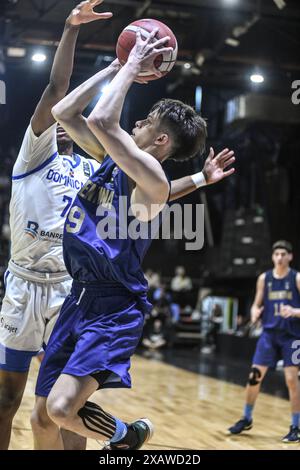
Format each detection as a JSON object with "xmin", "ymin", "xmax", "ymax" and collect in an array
[
  {"xmin": 150, "ymin": 98, "xmax": 207, "ymax": 162},
  {"xmin": 272, "ymin": 240, "xmax": 293, "ymax": 253}
]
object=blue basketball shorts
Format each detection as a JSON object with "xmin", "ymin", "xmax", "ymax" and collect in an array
[
  {"xmin": 252, "ymin": 329, "xmax": 300, "ymax": 368},
  {"xmin": 35, "ymin": 280, "xmax": 151, "ymax": 397}
]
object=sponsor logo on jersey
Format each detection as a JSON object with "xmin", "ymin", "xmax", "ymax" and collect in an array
[
  {"xmin": 25, "ymin": 221, "xmax": 39, "ymax": 239},
  {"xmin": 83, "ymin": 162, "xmax": 91, "ymax": 177},
  {"xmin": 0, "ymin": 317, "xmax": 18, "ymax": 335},
  {"xmin": 24, "ymin": 220, "xmax": 63, "ymax": 242},
  {"xmin": 46, "ymin": 169, "xmax": 84, "ymax": 190}
]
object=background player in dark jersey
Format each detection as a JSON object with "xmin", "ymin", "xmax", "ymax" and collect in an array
[
  {"xmin": 229, "ymin": 240, "xmax": 300, "ymax": 443},
  {"xmin": 31, "ymin": 28, "xmax": 235, "ymax": 450}
]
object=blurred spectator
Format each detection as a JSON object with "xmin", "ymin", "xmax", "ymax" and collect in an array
[
  {"xmin": 171, "ymin": 266, "xmax": 192, "ymax": 292},
  {"xmin": 194, "ymin": 284, "xmax": 212, "ymax": 313},
  {"xmin": 201, "ymin": 303, "xmax": 223, "ymax": 354},
  {"xmin": 142, "ymin": 284, "xmax": 177, "ymax": 349},
  {"xmin": 171, "ymin": 266, "xmax": 193, "ymax": 307},
  {"xmin": 145, "ymin": 269, "xmax": 161, "ymax": 302},
  {"xmin": 145, "ymin": 269, "xmax": 161, "ymax": 289}
]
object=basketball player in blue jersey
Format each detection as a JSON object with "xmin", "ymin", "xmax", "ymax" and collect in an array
[
  {"xmin": 31, "ymin": 28, "xmax": 235, "ymax": 450},
  {"xmin": 0, "ymin": 0, "xmax": 117, "ymax": 450},
  {"xmin": 229, "ymin": 241, "xmax": 300, "ymax": 443}
]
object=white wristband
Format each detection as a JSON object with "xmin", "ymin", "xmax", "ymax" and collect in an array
[{"xmin": 191, "ymin": 171, "xmax": 207, "ymax": 189}]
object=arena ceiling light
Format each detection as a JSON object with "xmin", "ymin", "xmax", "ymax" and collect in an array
[
  {"xmin": 225, "ymin": 38, "xmax": 240, "ymax": 47},
  {"xmin": 223, "ymin": 0, "xmax": 239, "ymax": 4},
  {"xmin": 250, "ymin": 73, "xmax": 264, "ymax": 84},
  {"xmin": 31, "ymin": 52, "xmax": 47, "ymax": 63},
  {"xmin": 273, "ymin": 0, "xmax": 286, "ymax": 9},
  {"xmin": 7, "ymin": 47, "xmax": 26, "ymax": 58}
]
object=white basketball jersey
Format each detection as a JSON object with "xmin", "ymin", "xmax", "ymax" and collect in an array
[{"xmin": 10, "ymin": 122, "xmax": 100, "ymax": 273}]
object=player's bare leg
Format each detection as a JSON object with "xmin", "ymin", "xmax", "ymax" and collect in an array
[
  {"xmin": 0, "ymin": 370, "xmax": 29, "ymax": 450},
  {"xmin": 31, "ymin": 396, "xmax": 87, "ymax": 450},
  {"xmin": 61, "ymin": 429, "xmax": 87, "ymax": 450},
  {"xmin": 282, "ymin": 366, "xmax": 300, "ymax": 442},
  {"xmin": 228, "ymin": 365, "xmax": 268, "ymax": 434},
  {"xmin": 45, "ymin": 373, "xmax": 153, "ymax": 449},
  {"xmin": 284, "ymin": 366, "xmax": 300, "ymax": 413},
  {"xmin": 46, "ymin": 374, "xmax": 103, "ymax": 440},
  {"xmin": 31, "ymin": 396, "xmax": 64, "ymax": 450}
]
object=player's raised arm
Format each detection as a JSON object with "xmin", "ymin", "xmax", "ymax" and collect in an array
[
  {"xmin": 169, "ymin": 147, "xmax": 235, "ymax": 202},
  {"xmin": 87, "ymin": 29, "xmax": 173, "ymax": 206},
  {"xmin": 32, "ymin": 0, "xmax": 112, "ymax": 137},
  {"xmin": 52, "ymin": 60, "xmax": 119, "ymax": 162}
]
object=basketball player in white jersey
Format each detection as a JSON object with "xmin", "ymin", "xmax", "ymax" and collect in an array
[{"xmin": 0, "ymin": 1, "xmax": 116, "ymax": 450}]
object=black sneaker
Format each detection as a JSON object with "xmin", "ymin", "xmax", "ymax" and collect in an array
[
  {"xmin": 228, "ymin": 417, "xmax": 253, "ymax": 434},
  {"xmin": 282, "ymin": 425, "xmax": 300, "ymax": 443},
  {"xmin": 103, "ymin": 418, "xmax": 154, "ymax": 450}
]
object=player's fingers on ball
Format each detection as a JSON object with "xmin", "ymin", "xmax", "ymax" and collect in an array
[
  {"xmin": 151, "ymin": 27, "xmax": 159, "ymax": 38},
  {"xmin": 153, "ymin": 46, "xmax": 172, "ymax": 55},
  {"xmin": 146, "ymin": 28, "xmax": 159, "ymax": 45},
  {"xmin": 136, "ymin": 29, "xmax": 142, "ymax": 41},
  {"xmin": 153, "ymin": 36, "xmax": 170, "ymax": 49}
]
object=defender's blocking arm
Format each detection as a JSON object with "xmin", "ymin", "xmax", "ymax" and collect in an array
[
  {"xmin": 169, "ymin": 147, "xmax": 235, "ymax": 202},
  {"xmin": 52, "ymin": 61, "xmax": 119, "ymax": 162}
]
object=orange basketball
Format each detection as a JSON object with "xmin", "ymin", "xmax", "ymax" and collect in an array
[{"xmin": 116, "ymin": 18, "xmax": 178, "ymax": 81}]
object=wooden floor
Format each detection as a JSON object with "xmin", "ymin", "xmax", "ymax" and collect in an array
[{"xmin": 10, "ymin": 354, "xmax": 299, "ymax": 450}]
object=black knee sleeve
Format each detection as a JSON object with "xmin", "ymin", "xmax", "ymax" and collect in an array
[{"xmin": 248, "ymin": 367, "xmax": 262, "ymax": 386}]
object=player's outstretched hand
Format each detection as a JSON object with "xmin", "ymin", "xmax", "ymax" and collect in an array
[
  {"xmin": 202, "ymin": 147, "xmax": 235, "ymax": 185},
  {"xmin": 128, "ymin": 28, "xmax": 173, "ymax": 78},
  {"xmin": 66, "ymin": 0, "xmax": 113, "ymax": 27}
]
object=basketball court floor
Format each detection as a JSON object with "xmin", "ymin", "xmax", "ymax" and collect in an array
[{"xmin": 10, "ymin": 349, "xmax": 299, "ymax": 450}]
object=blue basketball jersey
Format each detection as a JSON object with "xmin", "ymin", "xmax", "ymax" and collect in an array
[
  {"xmin": 63, "ymin": 155, "xmax": 167, "ymax": 296},
  {"xmin": 262, "ymin": 269, "xmax": 300, "ymax": 336}
]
